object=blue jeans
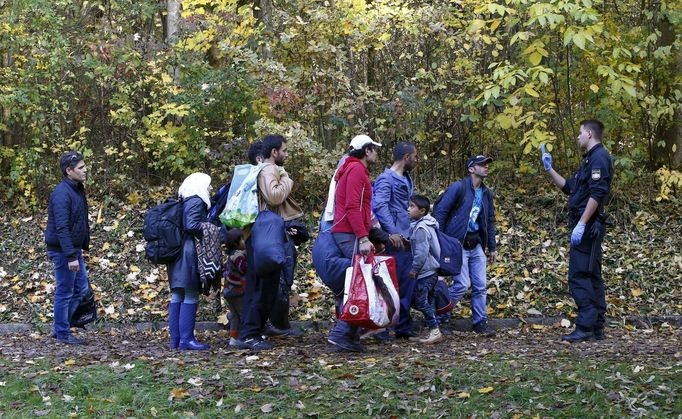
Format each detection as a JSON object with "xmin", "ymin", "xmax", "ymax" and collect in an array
[
  {"xmin": 48, "ymin": 250, "xmax": 89, "ymax": 338},
  {"xmin": 414, "ymin": 273, "xmax": 438, "ymax": 329},
  {"xmin": 448, "ymin": 244, "xmax": 487, "ymax": 326},
  {"xmin": 328, "ymin": 232, "xmax": 357, "ymax": 341}
]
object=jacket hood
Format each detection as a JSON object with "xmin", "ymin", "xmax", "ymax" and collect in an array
[
  {"xmin": 413, "ymin": 214, "xmax": 439, "ymax": 230},
  {"xmin": 335, "ymin": 156, "xmax": 366, "ymax": 181}
]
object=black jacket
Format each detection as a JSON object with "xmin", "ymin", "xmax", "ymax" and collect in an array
[{"xmin": 45, "ymin": 178, "xmax": 90, "ymax": 261}]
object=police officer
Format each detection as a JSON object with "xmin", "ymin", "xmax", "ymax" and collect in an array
[{"xmin": 541, "ymin": 119, "xmax": 613, "ymax": 342}]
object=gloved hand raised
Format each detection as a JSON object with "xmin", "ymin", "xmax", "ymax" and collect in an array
[
  {"xmin": 571, "ymin": 222, "xmax": 586, "ymax": 246},
  {"xmin": 540, "ymin": 144, "xmax": 552, "ymax": 171}
]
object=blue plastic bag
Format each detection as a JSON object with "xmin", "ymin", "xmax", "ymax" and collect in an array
[{"xmin": 251, "ymin": 210, "xmax": 286, "ymax": 276}]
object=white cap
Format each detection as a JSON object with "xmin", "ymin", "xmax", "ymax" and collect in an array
[{"xmin": 349, "ymin": 134, "xmax": 382, "ymax": 150}]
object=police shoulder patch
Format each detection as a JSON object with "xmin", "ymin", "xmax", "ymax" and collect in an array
[{"xmin": 591, "ymin": 169, "xmax": 601, "ymax": 180}]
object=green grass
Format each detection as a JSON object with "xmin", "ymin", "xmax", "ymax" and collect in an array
[{"xmin": 0, "ymin": 353, "xmax": 679, "ymax": 417}]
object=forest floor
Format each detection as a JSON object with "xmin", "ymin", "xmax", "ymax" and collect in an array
[{"xmin": 0, "ymin": 325, "xmax": 680, "ymax": 417}]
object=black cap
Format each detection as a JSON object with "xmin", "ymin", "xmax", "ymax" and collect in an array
[{"xmin": 466, "ymin": 155, "xmax": 493, "ymax": 168}]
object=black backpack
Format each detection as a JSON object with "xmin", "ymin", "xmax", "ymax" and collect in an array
[{"xmin": 143, "ymin": 198, "xmax": 184, "ymax": 264}]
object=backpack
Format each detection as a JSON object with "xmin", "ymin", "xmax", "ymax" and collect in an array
[
  {"xmin": 434, "ymin": 230, "xmax": 463, "ymax": 276},
  {"xmin": 207, "ymin": 182, "xmax": 231, "ymax": 226},
  {"xmin": 143, "ymin": 198, "xmax": 184, "ymax": 264}
]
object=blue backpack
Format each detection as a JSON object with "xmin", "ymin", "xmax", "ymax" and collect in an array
[{"xmin": 435, "ymin": 230, "xmax": 462, "ymax": 276}]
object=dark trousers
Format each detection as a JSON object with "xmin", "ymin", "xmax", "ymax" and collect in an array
[
  {"xmin": 238, "ymin": 237, "xmax": 281, "ymax": 340},
  {"xmin": 568, "ymin": 233, "xmax": 606, "ymax": 332},
  {"xmin": 414, "ymin": 273, "xmax": 438, "ymax": 329},
  {"xmin": 385, "ymin": 243, "xmax": 414, "ymax": 334},
  {"xmin": 269, "ymin": 239, "xmax": 296, "ymax": 329}
]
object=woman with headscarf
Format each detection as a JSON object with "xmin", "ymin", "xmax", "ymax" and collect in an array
[{"xmin": 167, "ymin": 172, "xmax": 212, "ymax": 350}]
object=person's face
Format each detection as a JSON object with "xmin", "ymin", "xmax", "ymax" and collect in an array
[
  {"xmin": 66, "ymin": 160, "xmax": 87, "ymax": 182},
  {"xmin": 404, "ymin": 151, "xmax": 418, "ymax": 170},
  {"xmin": 468, "ymin": 163, "xmax": 489, "ymax": 178},
  {"xmin": 273, "ymin": 143, "xmax": 288, "ymax": 166},
  {"xmin": 577, "ymin": 125, "xmax": 591, "ymax": 149},
  {"xmin": 408, "ymin": 201, "xmax": 425, "ymax": 220},
  {"xmin": 366, "ymin": 146, "xmax": 379, "ymax": 164}
]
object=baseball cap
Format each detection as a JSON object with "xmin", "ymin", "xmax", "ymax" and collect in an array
[
  {"xmin": 349, "ymin": 135, "xmax": 382, "ymax": 151},
  {"xmin": 466, "ymin": 155, "xmax": 493, "ymax": 168}
]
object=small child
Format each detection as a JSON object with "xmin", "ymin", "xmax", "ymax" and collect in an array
[
  {"xmin": 223, "ymin": 228, "xmax": 247, "ymax": 346},
  {"xmin": 408, "ymin": 194, "xmax": 443, "ymax": 344}
]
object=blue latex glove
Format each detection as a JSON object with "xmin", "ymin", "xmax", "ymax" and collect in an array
[
  {"xmin": 571, "ymin": 222, "xmax": 586, "ymax": 246},
  {"xmin": 540, "ymin": 143, "xmax": 552, "ymax": 171}
]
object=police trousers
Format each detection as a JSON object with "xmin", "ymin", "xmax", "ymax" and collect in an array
[{"xmin": 568, "ymin": 230, "xmax": 606, "ymax": 332}]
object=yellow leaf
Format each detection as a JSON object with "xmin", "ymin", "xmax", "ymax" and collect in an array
[
  {"xmin": 64, "ymin": 359, "xmax": 76, "ymax": 366},
  {"xmin": 631, "ymin": 288, "xmax": 642, "ymax": 297},
  {"xmin": 457, "ymin": 391, "xmax": 470, "ymax": 398},
  {"xmin": 216, "ymin": 314, "xmax": 229, "ymax": 325},
  {"xmin": 625, "ymin": 324, "xmax": 635, "ymax": 331},
  {"xmin": 102, "ymin": 242, "xmax": 110, "ymax": 251},
  {"xmin": 478, "ymin": 386, "xmax": 494, "ymax": 394},
  {"xmin": 169, "ymin": 387, "xmax": 190, "ymax": 400},
  {"xmin": 129, "ymin": 265, "xmax": 140, "ymax": 272},
  {"xmin": 531, "ymin": 324, "xmax": 544, "ymax": 330},
  {"xmin": 590, "ymin": 84, "xmax": 599, "ymax": 93}
]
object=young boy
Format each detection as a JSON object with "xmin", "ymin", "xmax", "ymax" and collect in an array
[
  {"xmin": 223, "ymin": 229, "xmax": 247, "ymax": 346},
  {"xmin": 408, "ymin": 194, "xmax": 443, "ymax": 344}
]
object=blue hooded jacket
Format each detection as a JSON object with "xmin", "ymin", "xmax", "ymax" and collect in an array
[
  {"xmin": 372, "ymin": 168, "xmax": 414, "ymax": 237},
  {"xmin": 432, "ymin": 176, "xmax": 496, "ymax": 252}
]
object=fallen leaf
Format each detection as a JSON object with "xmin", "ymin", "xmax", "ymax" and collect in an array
[
  {"xmin": 261, "ymin": 403, "xmax": 273, "ymax": 413},
  {"xmin": 631, "ymin": 288, "xmax": 643, "ymax": 297},
  {"xmin": 457, "ymin": 391, "xmax": 471, "ymax": 398},
  {"xmin": 64, "ymin": 359, "xmax": 76, "ymax": 366},
  {"xmin": 478, "ymin": 386, "xmax": 494, "ymax": 394},
  {"xmin": 560, "ymin": 319, "xmax": 571, "ymax": 328},
  {"xmin": 168, "ymin": 388, "xmax": 190, "ymax": 400}
]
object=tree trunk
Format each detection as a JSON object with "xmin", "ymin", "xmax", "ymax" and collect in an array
[
  {"xmin": 166, "ymin": 0, "xmax": 181, "ymax": 82},
  {"xmin": 656, "ymin": 11, "xmax": 681, "ymax": 169}
]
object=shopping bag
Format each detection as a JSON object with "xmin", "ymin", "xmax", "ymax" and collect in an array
[
  {"xmin": 339, "ymin": 254, "xmax": 399, "ymax": 329},
  {"xmin": 219, "ymin": 164, "xmax": 264, "ymax": 228}
]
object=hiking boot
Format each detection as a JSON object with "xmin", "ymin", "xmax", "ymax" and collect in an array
[
  {"xmin": 395, "ymin": 330, "xmax": 418, "ymax": 340},
  {"xmin": 56, "ymin": 335, "xmax": 86, "ymax": 345},
  {"xmin": 237, "ymin": 337, "xmax": 273, "ymax": 351},
  {"xmin": 419, "ymin": 328, "xmax": 443, "ymax": 344},
  {"xmin": 562, "ymin": 328, "xmax": 593, "ymax": 342},
  {"xmin": 473, "ymin": 321, "xmax": 496, "ymax": 337},
  {"xmin": 262, "ymin": 322, "xmax": 303, "ymax": 338},
  {"xmin": 593, "ymin": 328, "xmax": 605, "ymax": 341},
  {"xmin": 327, "ymin": 335, "xmax": 365, "ymax": 352}
]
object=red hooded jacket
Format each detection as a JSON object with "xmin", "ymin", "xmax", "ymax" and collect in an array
[{"xmin": 331, "ymin": 157, "xmax": 372, "ymax": 238}]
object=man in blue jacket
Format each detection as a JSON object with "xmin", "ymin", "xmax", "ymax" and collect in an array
[
  {"xmin": 45, "ymin": 151, "xmax": 91, "ymax": 345},
  {"xmin": 433, "ymin": 155, "xmax": 497, "ymax": 335},
  {"xmin": 372, "ymin": 142, "xmax": 418, "ymax": 339}
]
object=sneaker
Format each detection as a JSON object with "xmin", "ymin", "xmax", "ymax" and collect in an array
[
  {"xmin": 419, "ymin": 328, "xmax": 443, "ymax": 344},
  {"xmin": 56, "ymin": 335, "xmax": 86, "ymax": 345},
  {"xmin": 562, "ymin": 329, "xmax": 593, "ymax": 342},
  {"xmin": 327, "ymin": 335, "xmax": 365, "ymax": 352},
  {"xmin": 237, "ymin": 337, "xmax": 273, "ymax": 351},
  {"xmin": 228, "ymin": 337, "xmax": 239, "ymax": 347}
]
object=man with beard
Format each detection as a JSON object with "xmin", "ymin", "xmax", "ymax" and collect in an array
[
  {"xmin": 372, "ymin": 142, "xmax": 418, "ymax": 339},
  {"xmin": 433, "ymin": 155, "xmax": 497, "ymax": 336},
  {"xmin": 237, "ymin": 134, "xmax": 303, "ymax": 351}
]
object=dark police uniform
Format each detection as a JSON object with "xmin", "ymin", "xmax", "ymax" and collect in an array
[{"xmin": 561, "ymin": 143, "xmax": 613, "ymax": 334}]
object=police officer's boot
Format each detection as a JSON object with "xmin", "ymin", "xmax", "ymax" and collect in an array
[
  {"xmin": 562, "ymin": 328, "xmax": 593, "ymax": 342},
  {"xmin": 593, "ymin": 327, "xmax": 605, "ymax": 341}
]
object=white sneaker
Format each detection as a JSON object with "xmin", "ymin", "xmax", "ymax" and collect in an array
[{"xmin": 419, "ymin": 328, "xmax": 443, "ymax": 344}]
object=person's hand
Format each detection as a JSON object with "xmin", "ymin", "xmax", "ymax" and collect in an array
[
  {"xmin": 358, "ymin": 238, "xmax": 374, "ymax": 256},
  {"xmin": 488, "ymin": 251, "xmax": 497, "ymax": 265},
  {"xmin": 541, "ymin": 143, "xmax": 553, "ymax": 172},
  {"xmin": 388, "ymin": 234, "xmax": 404, "ymax": 249},
  {"xmin": 571, "ymin": 222, "xmax": 586, "ymax": 246},
  {"xmin": 68, "ymin": 260, "xmax": 80, "ymax": 272}
]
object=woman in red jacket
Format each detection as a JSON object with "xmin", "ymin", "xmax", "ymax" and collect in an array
[{"xmin": 327, "ymin": 135, "xmax": 382, "ymax": 352}]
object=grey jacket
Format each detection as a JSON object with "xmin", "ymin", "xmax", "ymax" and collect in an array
[{"xmin": 409, "ymin": 215, "xmax": 441, "ymax": 279}]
